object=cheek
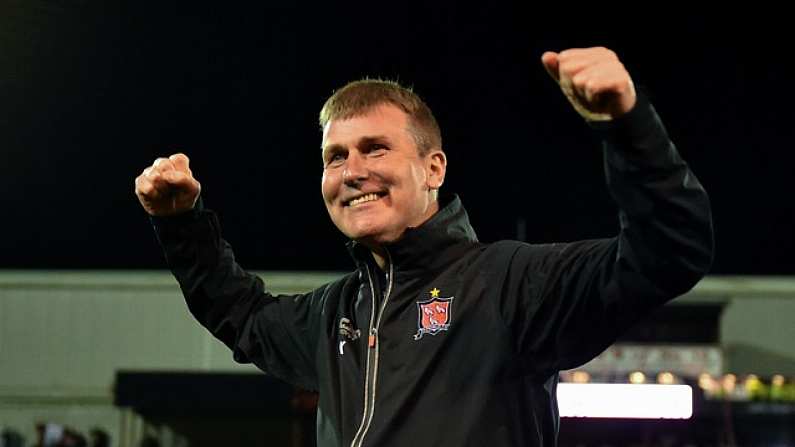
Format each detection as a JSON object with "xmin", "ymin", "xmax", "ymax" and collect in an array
[
  {"xmin": 321, "ymin": 171, "xmax": 337, "ymax": 202},
  {"xmin": 405, "ymin": 164, "xmax": 428, "ymax": 193}
]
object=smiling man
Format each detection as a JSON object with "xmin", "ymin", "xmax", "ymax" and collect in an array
[
  {"xmin": 135, "ymin": 47, "xmax": 714, "ymax": 446},
  {"xmin": 320, "ymin": 86, "xmax": 447, "ymax": 268}
]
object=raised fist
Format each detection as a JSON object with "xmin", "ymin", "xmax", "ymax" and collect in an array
[
  {"xmin": 541, "ymin": 47, "xmax": 637, "ymax": 121},
  {"xmin": 134, "ymin": 153, "xmax": 201, "ymax": 216}
]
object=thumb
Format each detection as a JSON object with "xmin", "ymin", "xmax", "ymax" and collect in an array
[
  {"xmin": 541, "ymin": 51, "xmax": 560, "ymax": 82},
  {"xmin": 169, "ymin": 153, "xmax": 191, "ymax": 172}
]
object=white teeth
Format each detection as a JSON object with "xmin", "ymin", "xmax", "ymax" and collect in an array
[{"xmin": 348, "ymin": 193, "xmax": 380, "ymax": 207}]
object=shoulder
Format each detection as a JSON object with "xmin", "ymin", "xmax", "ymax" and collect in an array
[
  {"xmin": 312, "ymin": 271, "xmax": 360, "ymax": 303},
  {"xmin": 479, "ymin": 238, "xmax": 616, "ymax": 273},
  {"xmin": 479, "ymin": 239, "xmax": 551, "ymax": 264}
]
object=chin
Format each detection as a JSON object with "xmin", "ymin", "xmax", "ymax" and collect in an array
[{"xmin": 345, "ymin": 223, "xmax": 401, "ymax": 246}]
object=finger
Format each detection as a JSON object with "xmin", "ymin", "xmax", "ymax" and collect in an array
[
  {"xmin": 152, "ymin": 157, "xmax": 176, "ymax": 174},
  {"xmin": 163, "ymin": 170, "xmax": 198, "ymax": 191},
  {"xmin": 169, "ymin": 153, "xmax": 190, "ymax": 172},
  {"xmin": 144, "ymin": 166, "xmax": 175, "ymax": 194},
  {"xmin": 586, "ymin": 74, "xmax": 631, "ymax": 103},
  {"xmin": 570, "ymin": 61, "xmax": 630, "ymax": 101},
  {"xmin": 135, "ymin": 175, "xmax": 161, "ymax": 200},
  {"xmin": 587, "ymin": 76, "xmax": 636, "ymax": 113},
  {"xmin": 558, "ymin": 47, "xmax": 617, "ymax": 63},
  {"xmin": 557, "ymin": 47, "xmax": 620, "ymax": 82},
  {"xmin": 541, "ymin": 51, "xmax": 560, "ymax": 82},
  {"xmin": 143, "ymin": 166, "xmax": 164, "ymax": 185}
]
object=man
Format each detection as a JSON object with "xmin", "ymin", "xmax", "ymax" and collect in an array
[{"xmin": 135, "ymin": 47, "xmax": 714, "ymax": 446}]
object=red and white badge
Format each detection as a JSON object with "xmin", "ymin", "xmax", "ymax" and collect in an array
[{"xmin": 413, "ymin": 288, "xmax": 455, "ymax": 341}]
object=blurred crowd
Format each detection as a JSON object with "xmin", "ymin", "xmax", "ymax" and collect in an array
[{"xmin": 0, "ymin": 424, "xmax": 110, "ymax": 447}]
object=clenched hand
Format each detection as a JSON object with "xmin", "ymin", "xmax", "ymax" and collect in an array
[
  {"xmin": 134, "ymin": 153, "xmax": 201, "ymax": 216},
  {"xmin": 541, "ymin": 47, "xmax": 637, "ymax": 121}
]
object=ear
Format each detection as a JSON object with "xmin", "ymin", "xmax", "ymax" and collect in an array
[{"xmin": 425, "ymin": 149, "xmax": 447, "ymax": 190}]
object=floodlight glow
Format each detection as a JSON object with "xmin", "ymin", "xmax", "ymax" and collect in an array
[{"xmin": 558, "ymin": 383, "xmax": 692, "ymax": 419}]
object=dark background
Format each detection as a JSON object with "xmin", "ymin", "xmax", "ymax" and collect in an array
[{"xmin": 1, "ymin": 2, "xmax": 791, "ymax": 274}]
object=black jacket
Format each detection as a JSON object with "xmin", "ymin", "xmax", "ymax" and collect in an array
[{"xmin": 152, "ymin": 95, "xmax": 714, "ymax": 446}]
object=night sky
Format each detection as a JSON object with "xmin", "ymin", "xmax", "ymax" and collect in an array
[{"xmin": 1, "ymin": 3, "xmax": 792, "ymax": 274}]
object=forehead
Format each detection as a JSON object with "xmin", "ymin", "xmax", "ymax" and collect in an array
[{"xmin": 322, "ymin": 103, "xmax": 411, "ymax": 148}]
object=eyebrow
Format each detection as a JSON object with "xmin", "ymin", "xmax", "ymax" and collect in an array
[{"xmin": 321, "ymin": 135, "xmax": 392, "ymax": 158}]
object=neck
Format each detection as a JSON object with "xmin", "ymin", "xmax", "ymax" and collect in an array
[
  {"xmin": 364, "ymin": 196, "xmax": 441, "ymax": 271},
  {"xmin": 370, "ymin": 246, "xmax": 388, "ymax": 270}
]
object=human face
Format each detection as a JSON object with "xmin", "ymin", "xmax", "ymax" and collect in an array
[{"xmin": 321, "ymin": 104, "xmax": 445, "ymax": 247}]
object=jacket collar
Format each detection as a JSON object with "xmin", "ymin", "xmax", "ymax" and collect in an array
[{"xmin": 346, "ymin": 194, "xmax": 479, "ymax": 274}]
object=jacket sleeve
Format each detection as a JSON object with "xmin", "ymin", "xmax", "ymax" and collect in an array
[
  {"xmin": 503, "ymin": 93, "xmax": 714, "ymax": 374},
  {"xmin": 150, "ymin": 202, "xmax": 326, "ymax": 391}
]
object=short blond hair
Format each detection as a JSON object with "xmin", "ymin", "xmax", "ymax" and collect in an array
[{"xmin": 319, "ymin": 79, "xmax": 442, "ymax": 156}]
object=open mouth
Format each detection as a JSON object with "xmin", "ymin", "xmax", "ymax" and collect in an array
[{"xmin": 344, "ymin": 191, "xmax": 388, "ymax": 207}]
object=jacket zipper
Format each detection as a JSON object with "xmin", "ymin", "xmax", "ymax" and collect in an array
[{"xmin": 350, "ymin": 250, "xmax": 394, "ymax": 447}]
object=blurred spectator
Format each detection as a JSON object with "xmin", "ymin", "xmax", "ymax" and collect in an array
[
  {"xmin": 1, "ymin": 428, "xmax": 26, "ymax": 447},
  {"xmin": 89, "ymin": 428, "xmax": 110, "ymax": 447},
  {"xmin": 35, "ymin": 422, "xmax": 64, "ymax": 447},
  {"xmin": 34, "ymin": 423, "xmax": 93, "ymax": 447},
  {"xmin": 138, "ymin": 435, "xmax": 160, "ymax": 447},
  {"xmin": 60, "ymin": 429, "xmax": 87, "ymax": 447}
]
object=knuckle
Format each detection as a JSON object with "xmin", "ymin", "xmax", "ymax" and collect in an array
[
  {"xmin": 153, "ymin": 158, "xmax": 174, "ymax": 172},
  {"xmin": 559, "ymin": 63, "xmax": 575, "ymax": 78},
  {"xmin": 595, "ymin": 47, "xmax": 617, "ymax": 61}
]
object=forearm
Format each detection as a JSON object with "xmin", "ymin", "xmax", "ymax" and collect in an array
[
  {"xmin": 597, "ymin": 93, "xmax": 714, "ymax": 296},
  {"xmin": 151, "ymin": 198, "xmax": 268, "ymax": 352}
]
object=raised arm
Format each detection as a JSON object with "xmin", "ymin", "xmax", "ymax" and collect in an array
[
  {"xmin": 504, "ymin": 48, "xmax": 714, "ymax": 374},
  {"xmin": 134, "ymin": 154, "xmax": 325, "ymax": 390}
]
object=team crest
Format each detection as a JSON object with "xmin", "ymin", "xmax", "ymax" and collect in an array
[{"xmin": 413, "ymin": 288, "xmax": 455, "ymax": 340}]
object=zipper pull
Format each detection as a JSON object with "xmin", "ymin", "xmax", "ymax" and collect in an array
[{"xmin": 368, "ymin": 328, "xmax": 377, "ymax": 348}]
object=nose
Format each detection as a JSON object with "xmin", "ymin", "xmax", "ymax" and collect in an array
[{"xmin": 343, "ymin": 151, "xmax": 368, "ymax": 186}]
